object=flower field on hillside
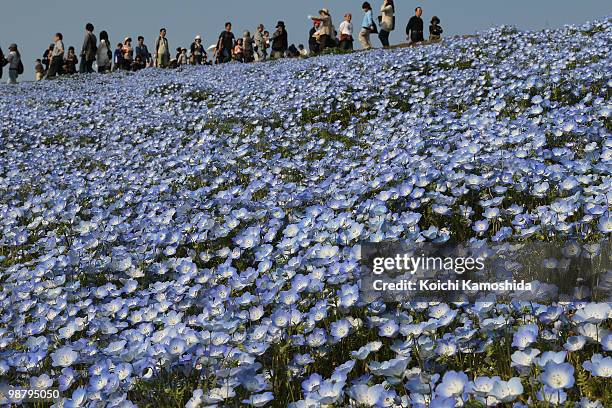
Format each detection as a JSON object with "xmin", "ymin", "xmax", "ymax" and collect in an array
[{"xmin": 0, "ymin": 17, "xmax": 611, "ymax": 408}]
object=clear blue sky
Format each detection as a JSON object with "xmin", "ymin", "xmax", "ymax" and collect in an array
[{"xmin": 1, "ymin": 0, "xmax": 610, "ymax": 80}]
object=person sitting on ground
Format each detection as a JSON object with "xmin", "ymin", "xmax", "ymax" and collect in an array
[
  {"xmin": 233, "ymin": 38, "xmax": 244, "ymax": 62},
  {"xmin": 287, "ymin": 44, "xmax": 300, "ymax": 58},
  {"xmin": 132, "ymin": 55, "xmax": 146, "ymax": 71},
  {"xmin": 243, "ymin": 31, "xmax": 255, "ymax": 63},
  {"xmin": 47, "ymin": 33, "xmax": 65, "ymax": 78},
  {"xmin": 429, "ymin": 16, "xmax": 443, "ymax": 42},
  {"xmin": 298, "ymin": 44, "xmax": 308, "ymax": 57},
  {"xmin": 63, "ymin": 46, "xmax": 78, "ymax": 75},
  {"xmin": 406, "ymin": 7, "xmax": 425, "ymax": 43},
  {"xmin": 35, "ymin": 59, "xmax": 45, "ymax": 81},
  {"xmin": 113, "ymin": 43, "xmax": 124, "ymax": 71}
]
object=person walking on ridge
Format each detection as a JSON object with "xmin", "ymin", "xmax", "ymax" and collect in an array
[
  {"xmin": 359, "ymin": 2, "xmax": 376, "ymax": 50},
  {"xmin": 79, "ymin": 23, "xmax": 97, "ymax": 74},
  {"xmin": 217, "ymin": 22, "xmax": 235, "ymax": 64},
  {"xmin": 378, "ymin": 0, "xmax": 395, "ymax": 47},
  {"xmin": 406, "ymin": 7, "xmax": 425, "ymax": 43}
]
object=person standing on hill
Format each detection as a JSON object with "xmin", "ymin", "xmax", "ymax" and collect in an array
[
  {"xmin": 429, "ymin": 16, "xmax": 444, "ymax": 42},
  {"xmin": 97, "ymin": 31, "xmax": 112, "ymax": 73},
  {"xmin": 359, "ymin": 2, "xmax": 375, "ymax": 50},
  {"xmin": 243, "ymin": 31, "xmax": 255, "ymax": 63},
  {"xmin": 406, "ymin": 7, "xmax": 424, "ymax": 43},
  {"xmin": 79, "ymin": 23, "xmax": 97, "ymax": 74},
  {"xmin": 64, "ymin": 46, "xmax": 79, "ymax": 75},
  {"xmin": 0, "ymin": 46, "xmax": 5, "ymax": 80},
  {"xmin": 135, "ymin": 36, "xmax": 152, "ymax": 66},
  {"xmin": 155, "ymin": 28, "xmax": 170, "ymax": 68},
  {"xmin": 378, "ymin": 0, "xmax": 395, "ymax": 47},
  {"xmin": 310, "ymin": 9, "xmax": 333, "ymax": 52},
  {"xmin": 271, "ymin": 21, "xmax": 288, "ymax": 59},
  {"xmin": 216, "ymin": 22, "xmax": 235, "ymax": 64},
  {"xmin": 254, "ymin": 24, "xmax": 267, "ymax": 61},
  {"xmin": 338, "ymin": 13, "xmax": 354, "ymax": 51},
  {"xmin": 46, "ymin": 33, "xmax": 65, "ymax": 78},
  {"xmin": 6, "ymin": 44, "xmax": 22, "ymax": 84},
  {"xmin": 190, "ymin": 35, "xmax": 205, "ymax": 65}
]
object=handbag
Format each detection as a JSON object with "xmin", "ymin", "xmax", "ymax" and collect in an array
[
  {"xmin": 391, "ymin": 16, "xmax": 396, "ymax": 31},
  {"xmin": 370, "ymin": 21, "xmax": 378, "ymax": 34}
]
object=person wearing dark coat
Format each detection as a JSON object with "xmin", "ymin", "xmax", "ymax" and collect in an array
[
  {"xmin": 271, "ymin": 21, "xmax": 288, "ymax": 59},
  {"xmin": 80, "ymin": 23, "xmax": 97, "ymax": 73},
  {"xmin": 308, "ymin": 22, "xmax": 321, "ymax": 54},
  {"xmin": 0, "ymin": 46, "xmax": 4, "ymax": 80},
  {"xmin": 405, "ymin": 7, "xmax": 424, "ymax": 43},
  {"xmin": 429, "ymin": 16, "xmax": 444, "ymax": 42}
]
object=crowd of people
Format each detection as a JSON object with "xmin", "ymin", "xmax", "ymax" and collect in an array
[{"xmin": 0, "ymin": 2, "xmax": 443, "ymax": 84}]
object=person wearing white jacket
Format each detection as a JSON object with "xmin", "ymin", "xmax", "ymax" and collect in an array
[
  {"xmin": 378, "ymin": 0, "xmax": 395, "ymax": 47},
  {"xmin": 96, "ymin": 31, "xmax": 112, "ymax": 73}
]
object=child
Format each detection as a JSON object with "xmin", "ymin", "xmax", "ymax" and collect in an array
[
  {"xmin": 35, "ymin": 59, "xmax": 45, "ymax": 81},
  {"xmin": 233, "ymin": 38, "xmax": 244, "ymax": 62},
  {"xmin": 113, "ymin": 43, "xmax": 124, "ymax": 70},
  {"xmin": 177, "ymin": 48, "xmax": 188, "ymax": 66},
  {"xmin": 64, "ymin": 46, "xmax": 78, "ymax": 75},
  {"xmin": 429, "ymin": 16, "xmax": 443, "ymax": 42},
  {"xmin": 298, "ymin": 44, "xmax": 308, "ymax": 57}
]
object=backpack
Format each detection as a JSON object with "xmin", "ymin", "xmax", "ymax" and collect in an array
[
  {"xmin": 0, "ymin": 54, "xmax": 7, "ymax": 68},
  {"xmin": 17, "ymin": 60, "xmax": 24, "ymax": 75}
]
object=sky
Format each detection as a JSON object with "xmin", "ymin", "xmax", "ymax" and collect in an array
[{"xmin": 0, "ymin": 0, "xmax": 610, "ymax": 81}]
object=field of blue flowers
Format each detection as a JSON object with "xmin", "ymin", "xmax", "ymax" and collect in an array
[{"xmin": 0, "ymin": 16, "xmax": 611, "ymax": 408}]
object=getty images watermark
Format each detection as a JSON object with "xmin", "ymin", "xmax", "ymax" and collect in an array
[{"xmin": 360, "ymin": 241, "xmax": 611, "ymax": 303}]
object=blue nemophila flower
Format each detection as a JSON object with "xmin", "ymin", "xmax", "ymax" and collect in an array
[
  {"xmin": 435, "ymin": 370, "xmax": 470, "ymax": 399},
  {"xmin": 541, "ymin": 362, "xmax": 575, "ymax": 389},
  {"xmin": 583, "ymin": 354, "xmax": 612, "ymax": 377}
]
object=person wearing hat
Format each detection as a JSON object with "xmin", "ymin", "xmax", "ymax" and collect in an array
[
  {"xmin": 271, "ymin": 20, "xmax": 288, "ymax": 59},
  {"xmin": 429, "ymin": 16, "xmax": 443, "ymax": 42},
  {"xmin": 6, "ymin": 43, "xmax": 22, "ymax": 84},
  {"xmin": 216, "ymin": 22, "xmax": 235, "ymax": 64},
  {"xmin": 190, "ymin": 35, "xmax": 206, "ymax": 65},
  {"xmin": 254, "ymin": 24, "xmax": 267, "ymax": 61},
  {"xmin": 310, "ymin": 9, "xmax": 334, "ymax": 52},
  {"xmin": 177, "ymin": 47, "xmax": 188, "ymax": 66}
]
